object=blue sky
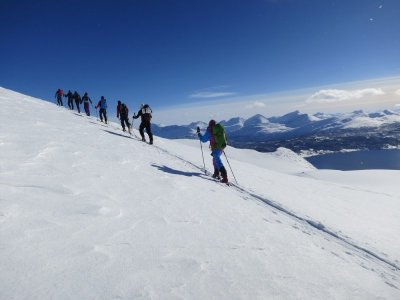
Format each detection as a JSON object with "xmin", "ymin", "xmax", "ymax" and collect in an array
[{"xmin": 1, "ymin": 0, "xmax": 400, "ymax": 124}]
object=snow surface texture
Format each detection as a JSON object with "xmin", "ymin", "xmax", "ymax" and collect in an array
[{"xmin": 1, "ymin": 87, "xmax": 400, "ymax": 299}]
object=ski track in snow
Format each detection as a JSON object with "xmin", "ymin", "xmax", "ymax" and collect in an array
[
  {"xmin": 139, "ymin": 132, "xmax": 400, "ymax": 285},
  {"xmin": 58, "ymin": 108, "xmax": 400, "ymax": 289},
  {"xmin": 1, "ymin": 89, "xmax": 400, "ymax": 298},
  {"xmin": 297, "ymin": 171, "xmax": 400, "ymax": 200},
  {"xmin": 82, "ymin": 114, "xmax": 400, "ymax": 289}
]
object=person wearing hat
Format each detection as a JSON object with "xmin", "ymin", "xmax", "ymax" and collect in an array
[
  {"xmin": 73, "ymin": 91, "xmax": 81, "ymax": 113},
  {"xmin": 65, "ymin": 90, "xmax": 74, "ymax": 110},
  {"xmin": 55, "ymin": 88, "xmax": 64, "ymax": 106},
  {"xmin": 82, "ymin": 92, "xmax": 92, "ymax": 116},
  {"xmin": 116, "ymin": 100, "xmax": 122, "ymax": 119},
  {"xmin": 117, "ymin": 100, "xmax": 131, "ymax": 133},
  {"xmin": 197, "ymin": 120, "xmax": 228, "ymax": 183},
  {"xmin": 95, "ymin": 96, "xmax": 108, "ymax": 123},
  {"xmin": 133, "ymin": 103, "xmax": 153, "ymax": 144}
]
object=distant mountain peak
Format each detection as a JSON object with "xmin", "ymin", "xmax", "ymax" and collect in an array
[
  {"xmin": 243, "ymin": 114, "xmax": 270, "ymax": 126},
  {"xmin": 352, "ymin": 109, "xmax": 365, "ymax": 115},
  {"xmin": 188, "ymin": 121, "xmax": 207, "ymax": 128},
  {"xmin": 268, "ymin": 110, "xmax": 315, "ymax": 128},
  {"xmin": 383, "ymin": 109, "xmax": 396, "ymax": 115},
  {"xmin": 152, "ymin": 108, "xmax": 400, "ymax": 143}
]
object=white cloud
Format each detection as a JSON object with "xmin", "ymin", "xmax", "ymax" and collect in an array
[
  {"xmin": 395, "ymin": 89, "xmax": 400, "ymax": 96},
  {"xmin": 245, "ymin": 101, "xmax": 266, "ymax": 109},
  {"xmin": 189, "ymin": 85, "xmax": 237, "ymax": 99},
  {"xmin": 157, "ymin": 76, "xmax": 400, "ymax": 125},
  {"xmin": 306, "ymin": 88, "xmax": 385, "ymax": 103},
  {"xmin": 189, "ymin": 92, "xmax": 237, "ymax": 99}
]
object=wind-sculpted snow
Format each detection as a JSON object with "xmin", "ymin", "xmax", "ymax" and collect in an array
[{"xmin": 1, "ymin": 87, "xmax": 400, "ymax": 299}]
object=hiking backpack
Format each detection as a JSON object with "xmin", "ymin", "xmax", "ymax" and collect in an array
[
  {"xmin": 121, "ymin": 104, "xmax": 128, "ymax": 116},
  {"xmin": 141, "ymin": 104, "xmax": 152, "ymax": 122},
  {"xmin": 212, "ymin": 123, "xmax": 227, "ymax": 150}
]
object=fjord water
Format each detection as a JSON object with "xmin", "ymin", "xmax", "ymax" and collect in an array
[{"xmin": 305, "ymin": 149, "xmax": 400, "ymax": 170}]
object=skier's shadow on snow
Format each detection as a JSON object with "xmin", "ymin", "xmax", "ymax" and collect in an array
[
  {"xmin": 103, "ymin": 129, "xmax": 132, "ymax": 139},
  {"xmin": 151, "ymin": 164, "xmax": 202, "ymax": 177}
]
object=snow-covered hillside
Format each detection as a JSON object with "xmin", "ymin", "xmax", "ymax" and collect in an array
[{"xmin": 1, "ymin": 87, "xmax": 400, "ymax": 299}]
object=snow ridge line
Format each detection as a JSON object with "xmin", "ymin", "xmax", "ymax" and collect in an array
[{"xmin": 147, "ymin": 141, "xmax": 400, "ymax": 273}]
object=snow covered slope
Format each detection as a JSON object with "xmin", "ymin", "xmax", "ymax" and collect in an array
[{"xmin": 1, "ymin": 87, "xmax": 400, "ymax": 299}]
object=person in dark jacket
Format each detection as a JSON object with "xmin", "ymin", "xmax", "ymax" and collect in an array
[
  {"xmin": 55, "ymin": 88, "xmax": 64, "ymax": 106},
  {"xmin": 95, "ymin": 96, "xmax": 108, "ymax": 123},
  {"xmin": 133, "ymin": 103, "xmax": 153, "ymax": 144},
  {"xmin": 197, "ymin": 120, "xmax": 228, "ymax": 183},
  {"xmin": 82, "ymin": 92, "xmax": 92, "ymax": 116},
  {"xmin": 116, "ymin": 100, "xmax": 122, "ymax": 119},
  {"xmin": 65, "ymin": 90, "xmax": 74, "ymax": 110},
  {"xmin": 117, "ymin": 101, "xmax": 131, "ymax": 133},
  {"xmin": 73, "ymin": 91, "xmax": 81, "ymax": 113}
]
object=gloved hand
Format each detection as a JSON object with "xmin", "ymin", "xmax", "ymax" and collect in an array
[{"xmin": 196, "ymin": 126, "xmax": 200, "ymax": 134}]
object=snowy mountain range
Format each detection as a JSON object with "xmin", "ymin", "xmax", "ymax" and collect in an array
[
  {"xmin": 1, "ymin": 87, "xmax": 400, "ymax": 299},
  {"xmin": 153, "ymin": 110, "xmax": 400, "ymax": 154}
]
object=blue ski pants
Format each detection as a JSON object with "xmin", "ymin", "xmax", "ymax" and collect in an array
[{"xmin": 212, "ymin": 149, "xmax": 224, "ymax": 170}]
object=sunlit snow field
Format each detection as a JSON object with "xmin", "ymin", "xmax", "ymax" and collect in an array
[{"xmin": 1, "ymin": 87, "xmax": 399, "ymax": 299}]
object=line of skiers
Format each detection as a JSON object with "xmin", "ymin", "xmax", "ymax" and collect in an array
[
  {"xmin": 55, "ymin": 89, "xmax": 228, "ymax": 182},
  {"xmin": 56, "ymin": 89, "xmax": 96, "ymax": 117},
  {"xmin": 55, "ymin": 89, "xmax": 153, "ymax": 144},
  {"xmin": 116, "ymin": 101, "xmax": 154, "ymax": 144}
]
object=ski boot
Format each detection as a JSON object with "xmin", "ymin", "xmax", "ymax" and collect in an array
[
  {"xmin": 212, "ymin": 168, "xmax": 221, "ymax": 180},
  {"xmin": 219, "ymin": 166, "xmax": 229, "ymax": 184}
]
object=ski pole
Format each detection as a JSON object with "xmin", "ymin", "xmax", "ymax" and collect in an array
[
  {"xmin": 94, "ymin": 105, "xmax": 98, "ymax": 121},
  {"xmin": 223, "ymin": 151, "xmax": 238, "ymax": 184},
  {"xmin": 90, "ymin": 103, "xmax": 99, "ymax": 121},
  {"xmin": 131, "ymin": 117, "xmax": 138, "ymax": 139},
  {"xmin": 199, "ymin": 140, "xmax": 206, "ymax": 174},
  {"xmin": 199, "ymin": 141, "xmax": 207, "ymax": 175},
  {"xmin": 196, "ymin": 127, "xmax": 206, "ymax": 174}
]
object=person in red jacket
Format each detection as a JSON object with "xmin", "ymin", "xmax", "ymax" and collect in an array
[{"xmin": 55, "ymin": 88, "xmax": 64, "ymax": 106}]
